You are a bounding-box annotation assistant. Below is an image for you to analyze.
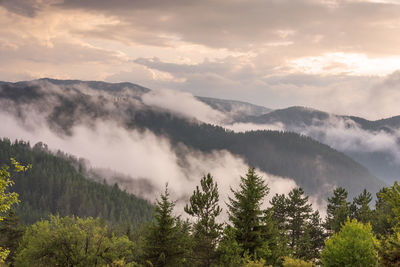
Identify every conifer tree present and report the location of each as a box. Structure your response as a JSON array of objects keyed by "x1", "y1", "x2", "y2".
[
  {"x1": 285, "y1": 188, "x2": 312, "y2": 257},
  {"x1": 352, "y1": 189, "x2": 373, "y2": 224},
  {"x1": 184, "y1": 173, "x2": 223, "y2": 267},
  {"x1": 143, "y1": 185, "x2": 191, "y2": 267},
  {"x1": 227, "y1": 167, "x2": 269, "y2": 258},
  {"x1": 372, "y1": 187, "x2": 395, "y2": 236},
  {"x1": 0, "y1": 208, "x2": 25, "y2": 265},
  {"x1": 325, "y1": 187, "x2": 350, "y2": 234},
  {"x1": 297, "y1": 211, "x2": 325, "y2": 261},
  {"x1": 269, "y1": 194, "x2": 288, "y2": 232}
]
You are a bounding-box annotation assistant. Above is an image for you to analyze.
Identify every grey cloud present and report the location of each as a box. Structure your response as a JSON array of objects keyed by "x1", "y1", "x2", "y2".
[
  {"x1": 0, "y1": 0, "x2": 59, "y2": 17},
  {"x1": 1, "y1": 0, "x2": 41, "y2": 17},
  {"x1": 53, "y1": 0, "x2": 400, "y2": 55},
  {"x1": 130, "y1": 56, "x2": 400, "y2": 119}
]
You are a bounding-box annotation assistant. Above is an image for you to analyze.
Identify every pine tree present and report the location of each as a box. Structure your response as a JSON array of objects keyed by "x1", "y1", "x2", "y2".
[
  {"x1": 184, "y1": 173, "x2": 223, "y2": 267},
  {"x1": 143, "y1": 185, "x2": 191, "y2": 267},
  {"x1": 352, "y1": 189, "x2": 373, "y2": 224},
  {"x1": 325, "y1": 187, "x2": 350, "y2": 234},
  {"x1": 297, "y1": 211, "x2": 325, "y2": 261},
  {"x1": 0, "y1": 209, "x2": 25, "y2": 265},
  {"x1": 227, "y1": 167, "x2": 269, "y2": 258},
  {"x1": 371, "y1": 187, "x2": 395, "y2": 237},
  {"x1": 269, "y1": 194, "x2": 287, "y2": 232},
  {"x1": 285, "y1": 187, "x2": 312, "y2": 257}
]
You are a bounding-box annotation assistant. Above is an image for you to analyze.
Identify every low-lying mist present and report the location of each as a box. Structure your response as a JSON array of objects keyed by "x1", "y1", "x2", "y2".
[{"x1": 0, "y1": 109, "x2": 298, "y2": 216}]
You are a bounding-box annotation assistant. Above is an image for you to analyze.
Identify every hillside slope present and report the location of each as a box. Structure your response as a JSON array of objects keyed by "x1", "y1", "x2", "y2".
[
  {"x1": 0, "y1": 138, "x2": 154, "y2": 226},
  {"x1": 0, "y1": 79, "x2": 385, "y2": 199},
  {"x1": 237, "y1": 106, "x2": 400, "y2": 183}
]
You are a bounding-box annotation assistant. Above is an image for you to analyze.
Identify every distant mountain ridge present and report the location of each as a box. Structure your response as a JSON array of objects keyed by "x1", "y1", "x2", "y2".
[
  {"x1": 0, "y1": 79, "x2": 385, "y2": 202},
  {"x1": 239, "y1": 106, "x2": 400, "y2": 132},
  {"x1": 236, "y1": 106, "x2": 400, "y2": 184}
]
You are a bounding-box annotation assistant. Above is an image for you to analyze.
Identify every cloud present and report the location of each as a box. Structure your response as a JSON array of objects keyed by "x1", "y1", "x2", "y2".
[
  {"x1": 1, "y1": 0, "x2": 400, "y2": 120},
  {"x1": 141, "y1": 88, "x2": 229, "y2": 124},
  {"x1": 0, "y1": 80, "x2": 299, "y2": 216},
  {"x1": 224, "y1": 113, "x2": 400, "y2": 169},
  {"x1": 0, "y1": 110, "x2": 297, "y2": 217},
  {"x1": 298, "y1": 116, "x2": 400, "y2": 163},
  {"x1": 224, "y1": 122, "x2": 285, "y2": 133}
]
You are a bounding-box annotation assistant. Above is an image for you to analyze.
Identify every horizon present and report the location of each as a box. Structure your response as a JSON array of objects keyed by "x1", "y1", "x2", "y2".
[
  {"x1": 2, "y1": 76, "x2": 400, "y2": 121},
  {"x1": 1, "y1": 0, "x2": 400, "y2": 119}
]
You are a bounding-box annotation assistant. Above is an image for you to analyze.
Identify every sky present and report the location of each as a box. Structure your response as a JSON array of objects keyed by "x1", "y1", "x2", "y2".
[{"x1": 1, "y1": 0, "x2": 400, "y2": 119}]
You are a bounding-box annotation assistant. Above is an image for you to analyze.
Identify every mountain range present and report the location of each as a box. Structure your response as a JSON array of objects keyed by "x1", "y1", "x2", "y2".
[
  {"x1": 234, "y1": 106, "x2": 400, "y2": 184},
  {"x1": 0, "y1": 78, "x2": 392, "y2": 211}
]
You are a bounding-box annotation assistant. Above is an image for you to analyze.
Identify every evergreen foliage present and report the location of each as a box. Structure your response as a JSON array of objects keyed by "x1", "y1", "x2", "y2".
[
  {"x1": 0, "y1": 158, "x2": 28, "y2": 262},
  {"x1": 227, "y1": 167, "x2": 270, "y2": 258},
  {"x1": 215, "y1": 225, "x2": 244, "y2": 267},
  {"x1": 0, "y1": 138, "x2": 153, "y2": 227},
  {"x1": 184, "y1": 173, "x2": 223, "y2": 266},
  {"x1": 0, "y1": 79, "x2": 384, "y2": 200},
  {"x1": 142, "y1": 185, "x2": 192, "y2": 266},
  {"x1": 372, "y1": 187, "x2": 395, "y2": 237},
  {"x1": 352, "y1": 189, "x2": 373, "y2": 223},
  {"x1": 324, "y1": 187, "x2": 350, "y2": 234},
  {"x1": 285, "y1": 188, "x2": 313, "y2": 257},
  {"x1": 0, "y1": 209, "x2": 25, "y2": 265}
]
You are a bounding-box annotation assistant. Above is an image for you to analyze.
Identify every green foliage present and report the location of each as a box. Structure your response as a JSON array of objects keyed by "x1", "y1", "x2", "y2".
[
  {"x1": 378, "y1": 228, "x2": 400, "y2": 266},
  {"x1": 352, "y1": 189, "x2": 373, "y2": 223},
  {"x1": 321, "y1": 219, "x2": 377, "y2": 267},
  {"x1": 325, "y1": 187, "x2": 350, "y2": 234},
  {"x1": 285, "y1": 188, "x2": 313, "y2": 258},
  {"x1": 242, "y1": 258, "x2": 272, "y2": 267},
  {"x1": 372, "y1": 187, "x2": 395, "y2": 237},
  {"x1": 142, "y1": 185, "x2": 192, "y2": 266},
  {"x1": 380, "y1": 182, "x2": 400, "y2": 227},
  {"x1": 0, "y1": 158, "x2": 29, "y2": 263},
  {"x1": 215, "y1": 225, "x2": 244, "y2": 267},
  {"x1": 14, "y1": 215, "x2": 135, "y2": 266},
  {"x1": 227, "y1": 167, "x2": 270, "y2": 258},
  {"x1": 184, "y1": 173, "x2": 223, "y2": 266},
  {"x1": 282, "y1": 256, "x2": 313, "y2": 267},
  {"x1": 0, "y1": 208, "x2": 25, "y2": 265},
  {"x1": 296, "y1": 211, "x2": 325, "y2": 262},
  {"x1": 0, "y1": 138, "x2": 153, "y2": 227}
]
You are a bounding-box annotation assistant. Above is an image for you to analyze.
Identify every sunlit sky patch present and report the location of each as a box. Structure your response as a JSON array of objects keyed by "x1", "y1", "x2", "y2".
[{"x1": 1, "y1": 0, "x2": 400, "y2": 119}]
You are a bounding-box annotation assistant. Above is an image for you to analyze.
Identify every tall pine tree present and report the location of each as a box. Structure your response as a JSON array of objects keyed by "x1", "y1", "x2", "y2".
[
  {"x1": 184, "y1": 173, "x2": 223, "y2": 267},
  {"x1": 0, "y1": 209, "x2": 25, "y2": 265},
  {"x1": 352, "y1": 189, "x2": 373, "y2": 224},
  {"x1": 325, "y1": 187, "x2": 350, "y2": 234},
  {"x1": 285, "y1": 187, "x2": 312, "y2": 257},
  {"x1": 143, "y1": 185, "x2": 191, "y2": 267},
  {"x1": 227, "y1": 167, "x2": 269, "y2": 258}
]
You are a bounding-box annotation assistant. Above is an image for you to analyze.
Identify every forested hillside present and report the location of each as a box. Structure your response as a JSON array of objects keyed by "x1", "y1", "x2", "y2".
[
  {"x1": 128, "y1": 109, "x2": 383, "y2": 198},
  {"x1": 0, "y1": 138, "x2": 153, "y2": 226},
  {"x1": 1, "y1": 164, "x2": 398, "y2": 266},
  {"x1": 0, "y1": 79, "x2": 384, "y2": 199},
  {"x1": 236, "y1": 106, "x2": 400, "y2": 184}
]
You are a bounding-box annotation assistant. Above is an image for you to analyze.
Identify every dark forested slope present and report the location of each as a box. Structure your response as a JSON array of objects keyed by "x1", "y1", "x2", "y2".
[
  {"x1": 0, "y1": 79, "x2": 385, "y2": 199},
  {"x1": 0, "y1": 138, "x2": 153, "y2": 226}
]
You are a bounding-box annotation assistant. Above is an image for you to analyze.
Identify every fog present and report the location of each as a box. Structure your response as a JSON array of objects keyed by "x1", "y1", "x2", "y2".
[
  {"x1": 0, "y1": 80, "x2": 340, "y2": 216},
  {"x1": 142, "y1": 88, "x2": 229, "y2": 124},
  {"x1": 0, "y1": 109, "x2": 298, "y2": 216}
]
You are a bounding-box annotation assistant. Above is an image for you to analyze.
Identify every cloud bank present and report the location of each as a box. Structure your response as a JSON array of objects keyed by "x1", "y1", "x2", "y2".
[
  {"x1": 0, "y1": 108, "x2": 297, "y2": 216},
  {"x1": 1, "y1": 0, "x2": 400, "y2": 119}
]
